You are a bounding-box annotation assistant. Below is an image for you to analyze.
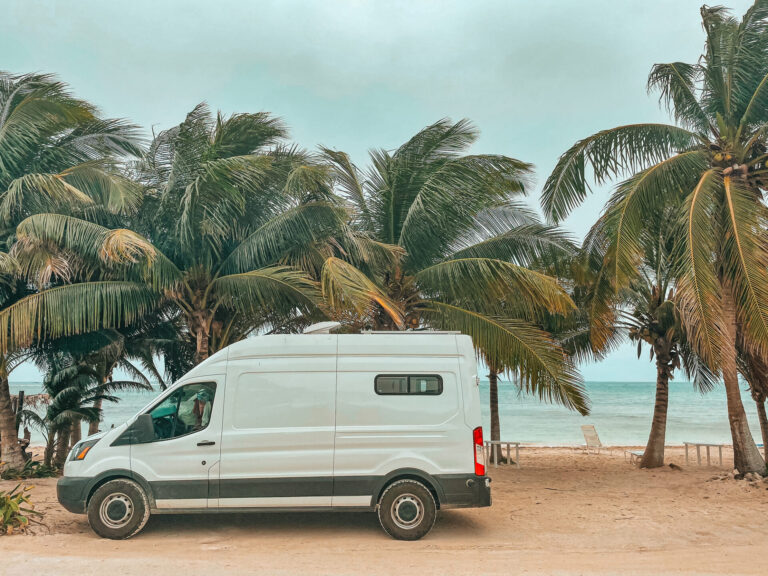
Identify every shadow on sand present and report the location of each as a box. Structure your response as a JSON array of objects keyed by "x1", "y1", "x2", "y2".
[{"x1": 137, "y1": 509, "x2": 482, "y2": 540}]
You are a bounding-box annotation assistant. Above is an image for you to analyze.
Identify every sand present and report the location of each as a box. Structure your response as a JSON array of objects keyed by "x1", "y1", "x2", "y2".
[{"x1": 1, "y1": 446, "x2": 767, "y2": 575}]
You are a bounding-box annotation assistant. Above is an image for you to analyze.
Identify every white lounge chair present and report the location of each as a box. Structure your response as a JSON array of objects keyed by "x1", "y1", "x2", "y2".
[
  {"x1": 624, "y1": 450, "x2": 643, "y2": 465},
  {"x1": 581, "y1": 424, "x2": 603, "y2": 454}
]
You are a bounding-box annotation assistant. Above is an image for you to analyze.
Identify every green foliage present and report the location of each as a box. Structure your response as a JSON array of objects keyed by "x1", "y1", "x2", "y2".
[
  {"x1": 542, "y1": 0, "x2": 768, "y2": 375},
  {"x1": 0, "y1": 459, "x2": 58, "y2": 480},
  {"x1": 0, "y1": 483, "x2": 40, "y2": 535},
  {"x1": 326, "y1": 118, "x2": 587, "y2": 413}
]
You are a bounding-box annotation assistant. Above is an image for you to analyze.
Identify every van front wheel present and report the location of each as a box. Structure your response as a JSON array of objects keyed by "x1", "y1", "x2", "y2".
[
  {"x1": 87, "y1": 479, "x2": 150, "y2": 539},
  {"x1": 377, "y1": 479, "x2": 436, "y2": 540}
]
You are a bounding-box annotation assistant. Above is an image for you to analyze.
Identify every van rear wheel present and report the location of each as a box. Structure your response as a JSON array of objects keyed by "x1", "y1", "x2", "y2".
[
  {"x1": 87, "y1": 479, "x2": 150, "y2": 540},
  {"x1": 377, "y1": 479, "x2": 436, "y2": 540}
]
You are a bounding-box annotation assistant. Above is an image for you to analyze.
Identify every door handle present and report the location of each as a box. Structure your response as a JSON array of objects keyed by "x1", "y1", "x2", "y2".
[{"x1": 197, "y1": 440, "x2": 216, "y2": 446}]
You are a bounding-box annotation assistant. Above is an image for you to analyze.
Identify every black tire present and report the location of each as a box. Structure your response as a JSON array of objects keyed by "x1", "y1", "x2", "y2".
[
  {"x1": 377, "y1": 479, "x2": 437, "y2": 541},
  {"x1": 87, "y1": 478, "x2": 151, "y2": 540}
]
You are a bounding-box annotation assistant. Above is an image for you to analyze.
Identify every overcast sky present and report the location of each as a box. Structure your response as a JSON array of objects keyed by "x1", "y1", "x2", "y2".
[{"x1": 1, "y1": 0, "x2": 755, "y2": 382}]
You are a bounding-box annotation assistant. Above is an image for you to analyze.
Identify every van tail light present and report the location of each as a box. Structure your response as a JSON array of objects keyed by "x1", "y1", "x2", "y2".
[{"x1": 473, "y1": 426, "x2": 485, "y2": 476}]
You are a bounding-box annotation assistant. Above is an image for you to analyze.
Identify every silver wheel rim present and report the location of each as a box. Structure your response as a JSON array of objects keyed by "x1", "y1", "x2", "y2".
[
  {"x1": 390, "y1": 493, "x2": 424, "y2": 530},
  {"x1": 99, "y1": 493, "x2": 134, "y2": 529}
]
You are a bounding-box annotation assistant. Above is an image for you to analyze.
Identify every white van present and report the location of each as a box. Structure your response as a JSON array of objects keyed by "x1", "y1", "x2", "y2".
[{"x1": 57, "y1": 331, "x2": 491, "y2": 540}]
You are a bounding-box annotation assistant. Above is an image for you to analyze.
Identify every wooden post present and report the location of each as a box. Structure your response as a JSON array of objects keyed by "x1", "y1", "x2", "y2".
[{"x1": 16, "y1": 390, "x2": 24, "y2": 434}]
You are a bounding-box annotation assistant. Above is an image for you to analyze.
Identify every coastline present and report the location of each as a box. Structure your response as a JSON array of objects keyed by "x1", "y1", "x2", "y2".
[{"x1": 13, "y1": 379, "x2": 764, "y2": 446}]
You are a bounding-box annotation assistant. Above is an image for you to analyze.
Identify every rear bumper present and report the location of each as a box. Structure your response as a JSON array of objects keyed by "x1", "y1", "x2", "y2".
[
  {"x1": 435, "y1": 474, "x2": 491, "y2": 508},
  {"x1": 57, "y1": 476, "x2": 90, "y2": 514}
]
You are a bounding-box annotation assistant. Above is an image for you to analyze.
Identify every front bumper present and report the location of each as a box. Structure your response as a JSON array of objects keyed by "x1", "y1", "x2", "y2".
[
  {"x1": 57, "y1": 476, "x2": 91, "y2": 514},
  {"x1": 435, "y1": 474, "x2": 492, "y2": 508}
]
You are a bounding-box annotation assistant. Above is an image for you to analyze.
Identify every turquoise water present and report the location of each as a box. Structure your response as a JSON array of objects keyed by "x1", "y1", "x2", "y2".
[
  {"x1": 479, "y1": 380, "x2": 763, "y2": 446},
  {"x1": 10, "y1": 380, "x2": 764, "y2": 446}
]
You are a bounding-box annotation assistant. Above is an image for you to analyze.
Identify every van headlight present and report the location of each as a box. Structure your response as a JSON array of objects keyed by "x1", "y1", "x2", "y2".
[{"x1": 69, "y1": 438, "x2": 100, "y2": 461}]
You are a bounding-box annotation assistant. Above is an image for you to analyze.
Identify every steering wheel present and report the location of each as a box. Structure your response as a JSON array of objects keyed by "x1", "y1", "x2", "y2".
[{"x1": 153, "y1": 415, "x2": 174, "y2": 439}]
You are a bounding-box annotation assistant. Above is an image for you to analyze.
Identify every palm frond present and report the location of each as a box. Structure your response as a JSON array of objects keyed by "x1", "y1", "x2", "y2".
[
  {"x1": 416, "y1": 257, "x2": 575, "y2": 318},
  {"x1": 676, "y1": 170, "x2": 725, "y2": 367},
  {"x1": 602, "y1": 150, "x2": 709, "y2": 287},
  {"x1": 211, "y1": 266, "x2": 320, "y2": 317},
  {"x1": 0, "y1": 281, "x2": 158, "y2": 354},
  {"x1": 179, "y1": 154, "x2": 274, "y2": 246},
  {"x1": 448, "y1": 222, "x2": 575, "y2": 266},
  {"x1": 219, "y1": 202, "x2": 346, "y2": 275},
  {"x1": 647, "y1": 62, "x2": 710, "y2": 132},
  {"x1": 94, "y1": 379, "x2": 153, "y2": 393},
  {"x1": 1, "y1": 172, "x2": 93, "y2": 222},
  {"x1": 421, "y1": 300, "x2": 589, "y2": 415},
  {"x1": 398, "y1": 154, "x2": 532, "y2": 270},
  {"x1": 721, "y1": 175, "x2": 768, "y2": 352},
  {"x1": 320, "y1": 146, "x2": 373, "y2": 229},
  {"x1": 680, "y1": 340, "x2": 719, "y2": 393},
  {"x1": 320, "y1": 257, "x2": 403, "y2": 327},
  {"x1": 541, "y1": 123, "x2": 699, "y2": 223},
  {"x1": 16, "y1": 214, "x2": 182, "y2": 290}
]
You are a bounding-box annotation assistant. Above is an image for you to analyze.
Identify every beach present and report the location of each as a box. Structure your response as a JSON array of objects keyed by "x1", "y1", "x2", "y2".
[{"x1": 2, "y1": 446, "x2": 767, "y2": 576}]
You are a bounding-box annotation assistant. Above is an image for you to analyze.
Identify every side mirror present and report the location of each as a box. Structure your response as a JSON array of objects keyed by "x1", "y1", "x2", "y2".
[{"x1": 112, "y1": 413, "x2": 155, "y2": 446}]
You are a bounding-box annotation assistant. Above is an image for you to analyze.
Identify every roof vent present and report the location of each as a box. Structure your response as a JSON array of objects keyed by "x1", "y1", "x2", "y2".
[{"x1": 302, "y1": 321, "x2": 341, "y2": 334}]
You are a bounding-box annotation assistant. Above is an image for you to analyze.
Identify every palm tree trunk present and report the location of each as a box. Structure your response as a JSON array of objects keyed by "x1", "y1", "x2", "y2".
[
  {"x1": 756, "y1": 398, "x2": 768, "y2": 463},
  {"x1": 721, "y1": 284, "x2": 765, "y2": 474},
  {"x1": 0, "y1": 359, "x2": 24, "y2": 471},
  {"x1": 44, "y1": 433, "x2": 55, "y2": 468},
  {"x1": 70, "y1": 419, "x2": 82, "y2": 448},
  {"x1": 196, "y1": 329, "x2": 209, "y2": 363},
  {"x1": 54, "y1": 427, "x2": 71, "y2": 469},
  {"x1": 88, "y1": 397, "x2": 103, "y2": 436},
  {"x1": 488, "y1": 367, "x2": 502, "y2": 463},
  {"x1": 640, "y1": 345, "x2": 670, "y2": 468},
  {"x1": 194, "y1": 312, "x2": 212, "y2": 364}
]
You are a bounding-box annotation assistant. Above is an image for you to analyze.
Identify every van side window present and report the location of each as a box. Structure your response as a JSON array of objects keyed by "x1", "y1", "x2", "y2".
[
  {"x1": 147, "y1": 382, "x2": 216, "y2": 440},
  {"x1": 375, "y1": 375, "x2": 443, "y2": 395}
]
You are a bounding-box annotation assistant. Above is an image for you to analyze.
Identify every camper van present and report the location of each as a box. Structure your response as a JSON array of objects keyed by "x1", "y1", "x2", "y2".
[{"x1": 57, "y1": 330, "x2": 491, "y2": 540}]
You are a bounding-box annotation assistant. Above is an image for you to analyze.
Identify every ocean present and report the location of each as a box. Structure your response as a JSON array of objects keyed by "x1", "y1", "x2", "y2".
[{"x1": 9, "y1": 380, "x2": 764, "y2": 446}]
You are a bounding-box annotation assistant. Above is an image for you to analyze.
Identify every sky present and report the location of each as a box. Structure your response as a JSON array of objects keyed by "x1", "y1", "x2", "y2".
[{"x1": 1, "y1": 0, "x2": 756, "y2": 382}]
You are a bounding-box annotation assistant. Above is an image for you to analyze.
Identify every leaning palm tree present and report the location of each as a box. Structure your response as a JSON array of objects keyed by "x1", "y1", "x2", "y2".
[
  {"x1": 323, "y1": 119, "x2": 588, "y2": 420},
  {"x1": 584, "y1": 209, "x2": 717, "y2": 468},
  {"x1": 541, "y1": 2, "x2": 768, "y2": 473},
  {"x1": 13, "y1": 103, "x2": 397, "y2": 369},
  {"x1": 0, "y1": 72, "x2": 141, "y2": 470}
]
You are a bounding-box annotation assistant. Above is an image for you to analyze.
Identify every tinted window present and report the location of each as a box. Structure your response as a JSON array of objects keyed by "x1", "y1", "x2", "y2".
[
  {"x1": 147, "y1": 382, "x2": 216, "y2": 440},
  {"x1": 375, "y1": 375, "x2": 442, "y2": 395}
]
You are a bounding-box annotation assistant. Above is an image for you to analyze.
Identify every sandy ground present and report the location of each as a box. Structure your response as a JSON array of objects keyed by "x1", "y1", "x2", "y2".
[{"x1": 1, "y1": 446, "x2": 767, "y2": 576}]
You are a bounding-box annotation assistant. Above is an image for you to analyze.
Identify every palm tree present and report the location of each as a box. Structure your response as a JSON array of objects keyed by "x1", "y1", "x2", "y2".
[
  {"x1": 0, "y1": 72, "x2": 141, "y2": 470},
  {"x1": 12, "y1": 103, "x2": 396, "y2": 370},
  {"x1": 324, "y1": 119, "x2": 589, "y2": 426},
  {"x1": 541, "y1": 3, "x2": 768, "y2": 473},
  {"x1": 22, "y1": 337, "x2": 151, "y2": 467},
  {"x1": 580, "y1": 208, "x2": 716, "y2": 468},
  {"x1": 66, "y1": 329, "x2": 157, "y2": 438}
]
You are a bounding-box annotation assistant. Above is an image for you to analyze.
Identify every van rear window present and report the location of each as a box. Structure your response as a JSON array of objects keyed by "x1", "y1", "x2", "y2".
[{"x1": 375, "y1": 375, "x2": 443, "y2": 395}]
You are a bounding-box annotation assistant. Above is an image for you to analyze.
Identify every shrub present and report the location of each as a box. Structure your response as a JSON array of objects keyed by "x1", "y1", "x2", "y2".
[
  {"x1": 0, "y1": 483, "x2": 41, "y2": 535},
  {"x1": 0, "y1": 460, "x2": 58, "y2": 480}
]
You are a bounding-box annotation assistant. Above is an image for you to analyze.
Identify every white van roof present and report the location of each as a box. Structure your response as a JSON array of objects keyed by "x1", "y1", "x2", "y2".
[{"x1": 180, "y1": 332, "x2": 473, "y2": 382}]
